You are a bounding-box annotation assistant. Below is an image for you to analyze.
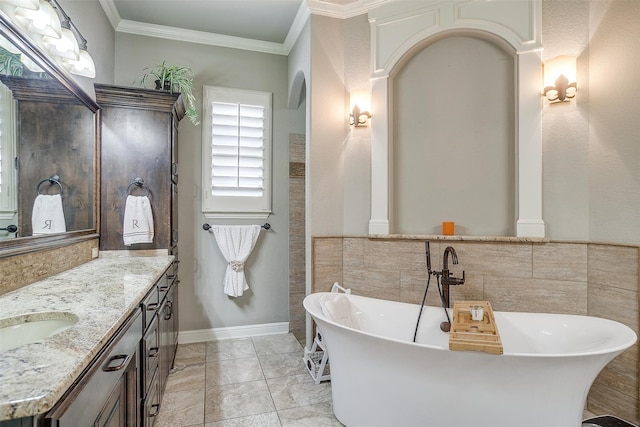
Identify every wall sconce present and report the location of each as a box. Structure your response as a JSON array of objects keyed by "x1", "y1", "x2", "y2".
[
  {"x1": 349, "y1": 90, "x2": 371, "y2": 127},
  {"x1": 0, "y1": 0, "x2": 96, "y2": 78},
  {"x1": 349, "y1": 104, "x2": 371, "y2": 127},
  {"x1": 542, "y1": 55, "x2": 577, "y2": 103}
]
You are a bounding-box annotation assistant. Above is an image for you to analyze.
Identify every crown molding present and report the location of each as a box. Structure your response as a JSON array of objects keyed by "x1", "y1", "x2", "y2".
[
  {"x1": 99, "y1": 0, "x2": 391, "y2": 55},
  {"x1": 116, "y1": 19, "x2": 290, "y2": 55},
  {"x1": 97, "y1": 0, "x2": 121, "y2": 30},
  {"x1": 283, "y1": 1, "x2": 311, "y2": 53},
  {"x1": 307, "y1": 0, "x2": 390, "y2": 19}
]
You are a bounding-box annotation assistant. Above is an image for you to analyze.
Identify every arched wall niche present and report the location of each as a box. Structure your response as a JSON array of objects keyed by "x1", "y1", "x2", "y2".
[
  {"x1": 288, "y1": 69, "x2": 307, "y2": 110},
  {"x1": 389, "y1": 30, "x2": 516, "y2": 236},
  {"x1": 367, "y1": 0, "x2": 545, "y2": 237}
]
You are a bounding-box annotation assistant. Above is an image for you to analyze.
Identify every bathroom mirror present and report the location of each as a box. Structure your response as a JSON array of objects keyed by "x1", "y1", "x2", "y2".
[{"x1": 0, "y1": 14, "x2": 98, "y2": 254}]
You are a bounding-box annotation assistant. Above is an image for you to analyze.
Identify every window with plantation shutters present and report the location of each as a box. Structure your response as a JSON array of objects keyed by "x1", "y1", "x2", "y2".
[{"x1": 202, "y1": 86, "x2": 272, "y2": 218}]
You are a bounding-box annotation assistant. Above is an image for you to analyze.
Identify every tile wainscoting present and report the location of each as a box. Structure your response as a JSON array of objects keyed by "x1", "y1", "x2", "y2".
[{"x1": 311, "y1": 236, "x2": 639, "y2": 423}]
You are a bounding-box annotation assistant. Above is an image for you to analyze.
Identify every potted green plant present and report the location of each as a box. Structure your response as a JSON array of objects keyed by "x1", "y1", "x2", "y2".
[
  {"x1": 0, "y1": 48, "x2": 24, "y2": 76},
  {"x1": 135, "y1": 61, "x2": 199, "y2": 125}
]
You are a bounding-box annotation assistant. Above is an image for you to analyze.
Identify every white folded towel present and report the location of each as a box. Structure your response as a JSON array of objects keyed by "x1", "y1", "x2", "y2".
[
  {"x1": 210, "y1": 225, "x2": 261, "y2": 297},
  {"x1": 31, "y1": 194, "x2": 66, "y2": 235},
  {"x1": 320, "y1": 293, "x2": 360, "y2": 329},
  {"x1": 123, "y1": 195, "x2": 154, "y2": 246}
]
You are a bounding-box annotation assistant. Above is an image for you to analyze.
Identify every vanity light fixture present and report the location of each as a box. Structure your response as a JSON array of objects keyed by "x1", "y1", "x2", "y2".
[
  {"x1": 42, "y1": 25, "x2": 79, "y2": 60},
  {"x1": 0, "y1": 0, "x2": 96, "y2": 78},
  {"x1": 542, "y1": 55, "x2": 577, "y2": 103},
  {"x1": 62, "y1": 44, "x2": 95, "y2": 78},
  {"x1": 13, "y1": 0, "x2": 61, "y2": 38},
  {"x1": 349, "y1": 104, "x2": 371, "y2": 127},
  {"x1": 1, "y1": 0, "x2": 38, "y2": 10}
]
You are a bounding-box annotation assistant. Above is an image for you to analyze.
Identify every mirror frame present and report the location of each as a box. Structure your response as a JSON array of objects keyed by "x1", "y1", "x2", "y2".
[{"x1": 0, "y1": 13, "x2": 100, "y2": 257}]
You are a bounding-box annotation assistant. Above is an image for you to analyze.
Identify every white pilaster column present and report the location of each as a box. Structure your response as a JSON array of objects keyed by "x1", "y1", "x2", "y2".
[
  {"x1": 516, "y1": 49, "x2": 545, "y2": 237},
  {"x1": 368, "y1": 76, "x2": 390, "y2": 235}
]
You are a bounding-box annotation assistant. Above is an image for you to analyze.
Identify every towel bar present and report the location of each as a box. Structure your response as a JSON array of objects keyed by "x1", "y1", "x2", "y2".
[{"x1": 202, "y1": 223, "x2": 271, "y2": 231}]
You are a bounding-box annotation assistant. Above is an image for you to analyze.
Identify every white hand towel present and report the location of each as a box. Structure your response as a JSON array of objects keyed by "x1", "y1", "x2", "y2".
[
  {"x1": 123, "y1": 195, "x2": 154, "y2": 246},
  {"x1": 31, "y1": 194, "x2": 66, "y2": 235},
  {"x1": 210, "y1": 225, "x2": 261, "y2": 297}
]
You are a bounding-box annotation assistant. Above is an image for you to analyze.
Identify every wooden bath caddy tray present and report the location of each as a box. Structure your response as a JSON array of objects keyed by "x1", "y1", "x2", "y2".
[{"x1": 449, "y1": 301, "x2": 503, "y2": 355}]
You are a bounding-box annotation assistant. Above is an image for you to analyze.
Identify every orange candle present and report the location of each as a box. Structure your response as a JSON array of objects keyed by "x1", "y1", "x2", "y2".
[{"x1": 442, "y1": 221, "x2": 455, "y2": 235}]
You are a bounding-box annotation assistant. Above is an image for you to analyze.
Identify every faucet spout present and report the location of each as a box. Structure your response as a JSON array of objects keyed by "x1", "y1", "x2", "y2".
[
  {"x1": 442, "y1": 246, "x2": 458, "y2": 271},
  {"x1": 441, "y1": 246, "x2": 465, "y2": 308}
]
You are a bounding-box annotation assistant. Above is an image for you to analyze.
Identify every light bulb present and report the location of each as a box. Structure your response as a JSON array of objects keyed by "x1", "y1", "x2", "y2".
[
  {"x1": 43, "y1": 27, "x2": 79, "y2": 60},
  {"x1": 62, "y1": 48, "x2": 95, "y2": 78},
  {"x1": 14, "y1": 0, "x2": 62, "y2": 39}
]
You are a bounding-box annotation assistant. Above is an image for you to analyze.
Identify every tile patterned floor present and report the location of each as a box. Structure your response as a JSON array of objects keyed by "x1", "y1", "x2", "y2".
[
  {"x1": 155, "y1": 333, "x2": 345, "y2": 427},
  {"x1": 156, "y1": 332, "x2": 604, "y2": 427}
]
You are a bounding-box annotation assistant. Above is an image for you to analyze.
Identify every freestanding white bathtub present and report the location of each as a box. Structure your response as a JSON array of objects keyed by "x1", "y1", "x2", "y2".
[{"x1": 304, "y1": 292, "x2": 637, "y2": 427}]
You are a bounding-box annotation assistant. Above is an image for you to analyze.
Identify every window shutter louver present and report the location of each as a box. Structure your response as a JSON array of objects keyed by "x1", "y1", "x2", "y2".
[{"x1": 210, "y1": 101, "x2": 265, "y2": 197}]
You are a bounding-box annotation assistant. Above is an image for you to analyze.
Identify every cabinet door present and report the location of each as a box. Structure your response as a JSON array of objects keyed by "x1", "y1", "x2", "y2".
[
  {"x1": 142, "y1": 315, "x2": 160, "y2": 396},
  {"x1": 43, "y1": 311, "x2": 142, "y2": 427},
  {"x1": 142, "y1": 371, "x2": 161, "y2": 427},
  {"x1": 93, "y1": 350, "x2": 137, "y2": 427},
  {"x1": 93, "y1": 374, "x2": 126, "y2": 427},
  {"x1": 170, "y1": 183, "x2": 178, "y2": 253},
  {"x1": 159, "y1": 296, "x2": 170, "y2": 393},
  {"x1": 170, "y1": 280, "x2": 179, "y2": 359}
]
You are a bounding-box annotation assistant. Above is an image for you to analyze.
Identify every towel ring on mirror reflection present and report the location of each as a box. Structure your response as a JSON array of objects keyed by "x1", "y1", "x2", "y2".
[
  {"x1": 126, "y1": 177, "x2": 151, "y2": 197},
  {"x1": 36, "y1": 175, "x2": 63, "y2": 198}
]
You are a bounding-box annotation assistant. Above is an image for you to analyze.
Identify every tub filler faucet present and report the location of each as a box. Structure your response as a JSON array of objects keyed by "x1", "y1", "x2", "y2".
[
  {"x1": 413, "y1": 243, "x2": 466, "y2": 339},
  {"x1": 441, "y1": 246, "x2": 465, "y2": 308}
]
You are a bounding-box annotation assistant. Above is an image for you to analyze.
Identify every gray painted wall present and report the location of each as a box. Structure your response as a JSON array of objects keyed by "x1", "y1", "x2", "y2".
[
  {"x1": 587, "y1": 0, "x2": 639, "y2": 245},
  {"x1": 57, "y1": 0, "x2": 115, "y2": 95},
  {"x1": 392, "y1": 36, "x2": 515, "y2": 236},
  {"x1": 114, "y1": 34, "x2": 304, "y2": 331},
  {"x1": 309, "y1": 15, "x2": 347, "y2": 236},
  {"x1": 541, "y1": 0, "x2": 639, "y2": 244},
  {"x1": 311, "y1": 1, "x2": 639, "y2": 244}
]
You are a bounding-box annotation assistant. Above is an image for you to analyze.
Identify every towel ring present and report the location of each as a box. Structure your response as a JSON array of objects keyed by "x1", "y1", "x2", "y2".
[
  {"x1": 36, "y1": 175, "x2": 63, "y2": 197},
  {"x1": 127, "y1": 177, "x2": 150, "y2": 197}
]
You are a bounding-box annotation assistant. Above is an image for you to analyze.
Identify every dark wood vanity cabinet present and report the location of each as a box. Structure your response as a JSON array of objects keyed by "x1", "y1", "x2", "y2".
[
  {"x1": 43, "y1": 309, "x2": 142, "y2": 427},
  {"x1": 36, "y1": 263, "x2": 179, "y2": 427},
  {"x1": 140, "y1": 265, "x2": 179, "y2": 427},
  {"x1": 95, "y1": 84, "x2": 184, "y2": 253},
  {"x1": 94, "y1": 84, "x2": 182, "y2": 426}
]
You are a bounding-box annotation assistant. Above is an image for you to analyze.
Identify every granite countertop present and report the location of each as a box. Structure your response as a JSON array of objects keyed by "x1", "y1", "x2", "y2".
[{"x1": 0, "y1": 251, "x2": 174, "y2": 421}]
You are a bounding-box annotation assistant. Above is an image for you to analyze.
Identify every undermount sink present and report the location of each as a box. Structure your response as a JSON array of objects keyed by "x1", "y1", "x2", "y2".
[{"x1": 0, "y1": 312, "x2": 79, "y2": 352}]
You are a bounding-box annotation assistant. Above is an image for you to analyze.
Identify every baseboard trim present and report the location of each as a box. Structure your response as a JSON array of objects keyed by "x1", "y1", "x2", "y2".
[{"x1": 178, "y1": 322, "x2": 290, "y2": 344}]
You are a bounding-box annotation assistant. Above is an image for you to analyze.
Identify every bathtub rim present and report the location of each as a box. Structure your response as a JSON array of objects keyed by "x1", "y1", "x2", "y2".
[{"x1": 304, "y1": 292, "x2": 637, "y2": 359}]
